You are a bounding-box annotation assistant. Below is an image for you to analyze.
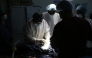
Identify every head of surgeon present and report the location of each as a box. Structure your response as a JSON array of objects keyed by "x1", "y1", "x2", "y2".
[
  {"x1": 46, "y1": 4, "x2": 57, "y2": 15},
  {"x1": 56, "y1": 0, "x2": 73, "y2": 19},
  {"x1": 76, "y1": 5, "x2": 87, "y2": 18},
  {"x1": 0, "y1": 5, "x2": 7, "y2": 21},
  {"x1": 32, "y1": 12, "x2": 43, "y2": 25}
]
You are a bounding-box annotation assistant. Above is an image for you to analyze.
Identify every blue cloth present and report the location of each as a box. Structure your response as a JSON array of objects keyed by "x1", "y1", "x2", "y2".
[{"x1": 16, "y1": 43, "x2": 57, "y2": 58}]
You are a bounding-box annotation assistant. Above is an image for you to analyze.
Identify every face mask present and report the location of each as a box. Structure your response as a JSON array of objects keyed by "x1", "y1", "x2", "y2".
[
  {"x1": 1, "y1": 14, "x2": 7, "y2": 20},
  {"x1": 35, "y1": 23, "x2": 40, "y2": 27},
  {"x1": 48, "y1": 10, "x2": 55, "y2": 15},
  {"x1": 76, "y1": 14, "x2": 83, "y2": 18}
]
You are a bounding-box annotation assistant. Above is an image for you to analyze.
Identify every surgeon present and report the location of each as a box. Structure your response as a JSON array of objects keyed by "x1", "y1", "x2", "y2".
[
  {"x1": 42, "y1": 4, "x2": 61, "y2": 36},
  {"x1": 76, "y1": 6, "x2": 92, "y2": 50},
  {"x1": 22, "y1": 12, "x2": 51, "y2": 50},
  {"x1": 0, "y1": 5, "x2": 13, "y2": 58},
  {"x1": 76, "y1": 5, "x2": 92, "y2": 27},
  {"x1": 50, "y1": 0, "x2": 92, "y2": 58}
]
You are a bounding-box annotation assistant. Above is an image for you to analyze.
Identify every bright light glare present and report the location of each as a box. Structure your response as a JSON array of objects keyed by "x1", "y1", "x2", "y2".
[
  {"x1": 67, "y1": 0, "x2": 73, "y2": 1},
  {"x1": 62, "y1": 0, "x2": 73, "y2": 1}
]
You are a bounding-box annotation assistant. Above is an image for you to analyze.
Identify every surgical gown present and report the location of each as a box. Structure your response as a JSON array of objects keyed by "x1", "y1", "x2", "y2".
[
  {"x1": 42, "y1": 12, "x2": 62, "y2": 36},
  {"x1": 22, "y1": 19, "x2": 51, "y2": 45}
]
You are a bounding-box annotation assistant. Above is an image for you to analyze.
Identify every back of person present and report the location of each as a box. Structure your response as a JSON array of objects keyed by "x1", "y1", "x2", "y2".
[
  {"x1": 50, "y1": 0, "x2": 92, "y2": 58},
  {"x1": 51, "y1": 17, "x2": 92, "y2": 58}
]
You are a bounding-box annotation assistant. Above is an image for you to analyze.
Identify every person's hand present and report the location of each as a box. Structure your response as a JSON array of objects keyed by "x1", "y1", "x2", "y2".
[
  {"x1": 40, "y1": 39, "x2": 46, "y2": 44},
  {"x1": 41, "y1": 43, "x2": 50, "y2": 50},
  {"x1": 35, "y1": 39, "x2": 46, "y2": 45},
  {"x1": 40, "y1": 39, "x2": 50, "y2": 50}
]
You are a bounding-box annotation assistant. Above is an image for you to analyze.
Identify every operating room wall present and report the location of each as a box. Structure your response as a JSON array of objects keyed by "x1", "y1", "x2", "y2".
[
  {"x1": 0, "y1": 0, "x2": 7, "y2": 11},
  {"x1": 32, "y1": 0, "x2": 53, "y2": 13},
  {"x1": 0, "y1": 0, "x2": 53, "y2": 13},
  {"x1": 1, "y1": 0, "x2": 92, "y2": 17},
  {"x1": 0, "y1": 0, "x2": 11, "y2": 21}
]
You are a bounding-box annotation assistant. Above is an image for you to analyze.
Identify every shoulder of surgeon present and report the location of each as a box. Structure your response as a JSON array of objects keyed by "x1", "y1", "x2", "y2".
[
  {"x1": 26, "y1": 18, "x2": 46, "y2": 24},
  {"x1": 23, "y1": 19, "x2": 33, "y2": 27},
  {"x1": 42, "y1": 19, "x2": 47, "y2": 23},
  {"x1": 27, "y1": 18, "x2": 37, "y2": 23}
]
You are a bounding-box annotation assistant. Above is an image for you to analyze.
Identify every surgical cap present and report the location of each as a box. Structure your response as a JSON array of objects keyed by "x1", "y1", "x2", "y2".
[
  {"x1": 32, "y1": 12, "x2": 43, "y2": 23},
  {"x1": 46, "y1": 4, "x2": 56, "y2": 11},
  {"x1": 76, "y1": 5, "x2": 87, "y2": 14},
  {"x1": 56, "y1": 0, "x2": 73, "y2": 11}
]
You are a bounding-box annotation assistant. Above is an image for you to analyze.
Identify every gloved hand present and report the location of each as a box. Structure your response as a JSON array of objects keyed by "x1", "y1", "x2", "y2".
[
  {"x1": 41, "y1": 43, "x2": 50, "y2": 50},
  {"x1": 35, "y1": 39, "x2": 46, "y2": 45},
  {"x1": 35, "y1": 39, "x2": 50, "y2": 50},
  {"x1": 41, "y1": 39, "x2": 50, "y2": 50}
]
